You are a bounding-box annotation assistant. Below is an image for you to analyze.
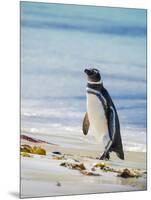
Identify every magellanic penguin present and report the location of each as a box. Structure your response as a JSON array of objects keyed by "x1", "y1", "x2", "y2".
[{"x1": 82, "y1": 68, "x2": 124, "y2": 160}]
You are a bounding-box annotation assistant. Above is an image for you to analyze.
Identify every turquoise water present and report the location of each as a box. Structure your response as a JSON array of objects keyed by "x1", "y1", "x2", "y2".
[{"x1": 21, "y1": 2, "x2": 147, "y2": 152}]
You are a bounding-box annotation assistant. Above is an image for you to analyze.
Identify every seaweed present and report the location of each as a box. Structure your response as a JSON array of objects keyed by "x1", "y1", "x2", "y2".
[
  {"x1": 117, "y1": 168, "x2": 142, "y2": 178},
  {"x1": 60, "y1": 162, "x2": 100, "y2": 176},
  {"x1": 21, "y1": 152, "x2": 31, "y2": 157},
  {"x1": 21, "y1": 144, "x2": 32, "y2": 153},
  {"x1": 60, "y1": 162, "x2": 86, "y2": 170},
  {"x1": 20, "y1": 144, "x2": 46, "y2": 155},
  {"x1": 32, "y1": 146, "x2": 46, "y2": 155},
  {"x1": 93, "y1": 162, "x2": 108, "y2": 169},
  {"x1": 21, "y1": 134, "x2": 58, "y2": 145}
]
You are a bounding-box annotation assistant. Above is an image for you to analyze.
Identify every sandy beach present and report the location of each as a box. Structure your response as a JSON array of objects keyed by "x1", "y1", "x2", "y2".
[{"x1": 20, "y1": 132, "x2": 147, "y2": 198}]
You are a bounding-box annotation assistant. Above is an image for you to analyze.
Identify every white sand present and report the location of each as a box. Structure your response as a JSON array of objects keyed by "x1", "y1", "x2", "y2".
[{"x1": 20, "y1": 132, "x2": 147, "y2": 198}]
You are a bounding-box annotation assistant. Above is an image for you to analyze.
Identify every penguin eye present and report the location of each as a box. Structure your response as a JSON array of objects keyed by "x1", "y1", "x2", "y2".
[{"x1": 93, "y1": 69, "x2": 98, "y2": 74}]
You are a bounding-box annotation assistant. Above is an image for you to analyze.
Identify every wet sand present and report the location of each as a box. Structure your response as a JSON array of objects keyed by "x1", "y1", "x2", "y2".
[{"x1": 20, "y1": 132, "x2": 147, "y2": 198}]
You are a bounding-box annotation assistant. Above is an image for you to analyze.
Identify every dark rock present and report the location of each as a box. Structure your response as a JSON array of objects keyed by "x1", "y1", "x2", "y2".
[{"x1": 52, "y1": 151, "x2": 62, "y2": 155}]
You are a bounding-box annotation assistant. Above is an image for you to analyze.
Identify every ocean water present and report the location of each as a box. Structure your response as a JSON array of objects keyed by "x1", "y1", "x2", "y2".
[{"x1": 21, "y1": 2, "x2": 147, "y2": 152}]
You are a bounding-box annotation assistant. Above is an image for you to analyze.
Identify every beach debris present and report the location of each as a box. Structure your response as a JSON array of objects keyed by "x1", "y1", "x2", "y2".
[
  {"x1": 91, "y1": 167, "x2": 96, "y2": 171},
  {"x1": 52, "y1": 151, "x2": 62, "y2": 155},
  {"x1": 21, "y1": 152, "x2": 31, "y2": 157},
  {"x1": 21, "y1": 144, "x2": 33, "y2": 153},
  {"x1": 60, "y1": 162, "x2": 86, "y2": 170},
  {"x1": 91, "y1": 162, "x2": 109, "y2": 171},
  {"x1": 91, "y1": 162, "x2": 123, "y2": 174},
  {"x1": 102, "y1": 166, "x2": 122, "y2": 173},
  {"x1": 73, "y1": 159, "x2": 80, "y2": 163},
  {"x1": 20, "y1": 144, "x2": 46, "y2": 155},
  {"x1": 56, "y1": 181, "x2": 61, "y2": 187},
  {"x1": 117, "y1": 168, "x2": 141, "y2": 178},
  {"x1": 21, "y1": 134, "x2": 58, "y2": 145},
  {"x1": 51, "y1": 151, "x2": 66, "y2": 160},
  {"x1": 32, "y1": 146, "x2": 46, "y2": 155},
  {"x1": 52, "y1": 155, "x2": 66, "y2": 160},
  {"x1": 92, "y1": 162, "x2": 108, "y2": 169},
  {"x1": 60, "y1": 162, "x2": 100, "y2": 176},
  {"x1": 91, "y1": 162, "x2": 144, "y2": 177},
  {"x1": 80, "y1": 170, "x2": 100, "y2": 176}
]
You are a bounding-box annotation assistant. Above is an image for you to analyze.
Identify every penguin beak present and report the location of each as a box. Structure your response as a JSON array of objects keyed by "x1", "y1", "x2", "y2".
[{"x1": 84, "y1": 69, "x2": 92, "y2": 76}]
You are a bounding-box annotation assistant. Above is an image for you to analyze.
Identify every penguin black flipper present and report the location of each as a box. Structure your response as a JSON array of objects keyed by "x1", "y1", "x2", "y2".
[
  {"x1": 100, "y1": 87, "x2": 125, "y2": 160},
  {"x1": 82, "y1": 112, "x2": 90, "y2": 135}
]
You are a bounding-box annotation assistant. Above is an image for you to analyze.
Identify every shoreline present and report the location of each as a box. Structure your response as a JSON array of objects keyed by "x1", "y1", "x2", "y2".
[{"x1": 20, "y1": 133, "x2": 147, "y2": 198}]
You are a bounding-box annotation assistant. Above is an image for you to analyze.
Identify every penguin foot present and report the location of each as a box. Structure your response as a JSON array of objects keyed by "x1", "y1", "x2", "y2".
[{"x1": 99, "y1": 152, "x2": 110, "y2": 160}]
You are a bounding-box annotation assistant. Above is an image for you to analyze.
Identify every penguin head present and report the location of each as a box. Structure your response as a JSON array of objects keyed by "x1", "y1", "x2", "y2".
[{"x1": 84, "y1": 68, "x2": 101, "y2": 82}]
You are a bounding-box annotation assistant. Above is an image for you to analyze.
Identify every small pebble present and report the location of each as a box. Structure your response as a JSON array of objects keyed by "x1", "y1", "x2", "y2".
[
  {"x1": 56, "y1": 181, "x2": 61, "y2": 186},
  {"x1": 52, "y1": 151, "x2": 62, "y2": 155}
]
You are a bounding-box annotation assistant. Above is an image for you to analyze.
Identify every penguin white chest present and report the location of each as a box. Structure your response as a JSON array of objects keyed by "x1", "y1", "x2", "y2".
[{"x1": 87, "y1": 93, "x2": 108, "y2": 141}]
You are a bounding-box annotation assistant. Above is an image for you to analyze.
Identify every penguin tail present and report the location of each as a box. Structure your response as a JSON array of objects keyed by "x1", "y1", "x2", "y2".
[
  {"x1": 110, "y1": 138, "x2": 125, "y2": 160},
  {"x1": 115, "y1": 150, "x2": 124, "y2": 160}
]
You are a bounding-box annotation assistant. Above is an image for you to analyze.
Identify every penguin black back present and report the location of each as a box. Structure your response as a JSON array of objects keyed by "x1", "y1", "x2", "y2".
[{"x1": 83, "y1": 68, "x2": 124, "y2": 160}]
